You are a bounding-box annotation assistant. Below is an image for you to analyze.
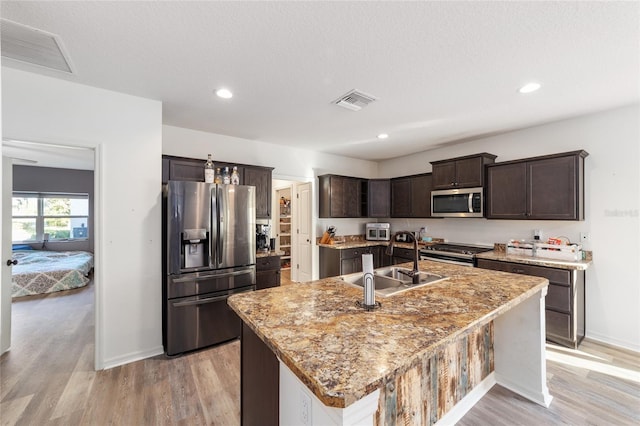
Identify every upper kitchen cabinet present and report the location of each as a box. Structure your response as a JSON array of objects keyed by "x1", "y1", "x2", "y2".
[
  {"x1": 431, "y1": 153, "x2": 497, "y2": 189},
  {"x1": 390, "y1": 173, "x2": 433, "y2": 218},
  {"x1": 244, "y1": 166, "x2": 273, "y2": 219},
  {"x1": 318, "y1": 174, "x2": 363, "y2": 218},
  {"x1": 486, "y1": 150, "x2": 588, "y2": 220},
  {"x1": 366, "y1": 179, "x2": 391, "y2": 218}
]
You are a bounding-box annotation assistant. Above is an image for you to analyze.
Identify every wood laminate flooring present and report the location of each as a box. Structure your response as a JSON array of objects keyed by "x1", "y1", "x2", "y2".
[{"x1": 2, "y1": 282, "x2": 638, "y2": 425}]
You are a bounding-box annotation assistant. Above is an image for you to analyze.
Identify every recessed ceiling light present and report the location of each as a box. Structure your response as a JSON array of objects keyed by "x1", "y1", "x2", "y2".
[
  {"x1": 377, "y1": 133, "x2": 389, "y2": 139},
  {"x1": 215, "y1": 88, "x2": 233, "y2": 99},
  {"x1": 518, "y1": 82, "x2": 541, "y2": 94}
]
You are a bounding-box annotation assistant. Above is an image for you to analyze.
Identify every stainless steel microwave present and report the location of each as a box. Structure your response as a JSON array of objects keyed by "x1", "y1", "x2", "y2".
[{"x1": 431, "y1": 188, "x2": 484, "y2": 218}]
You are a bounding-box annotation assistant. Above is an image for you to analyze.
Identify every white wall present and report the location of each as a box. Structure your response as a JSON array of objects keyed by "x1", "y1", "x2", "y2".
[
  {"x1": 2, "y1": 68, "x2": 163, "y2": 368},
  {"x1": 379, "y1": 105, "x2": 640, "y2": 352}
]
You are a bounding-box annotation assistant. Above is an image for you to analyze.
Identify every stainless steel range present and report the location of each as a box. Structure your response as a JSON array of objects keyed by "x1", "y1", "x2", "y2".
[{"x1": 419, "y1": 243, "x2": 493, "y2": 267}]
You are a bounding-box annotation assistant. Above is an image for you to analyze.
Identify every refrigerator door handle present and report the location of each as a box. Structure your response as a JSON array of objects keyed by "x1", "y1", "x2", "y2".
[{"x1": 217, "y1": 185, "x2": 224, "y2": 267}]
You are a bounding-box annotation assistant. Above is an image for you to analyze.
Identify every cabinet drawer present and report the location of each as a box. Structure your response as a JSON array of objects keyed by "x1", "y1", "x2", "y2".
[
  {"x1": 477, "y1": 259, "x2": 571, "y2": 285},
  {"x1": 546, "y1": 284, "x2": 572, "y2": 313},
  {"x1": 546, "y1": 310, "x2": 573, "y2": 340},
  {"x1": 341, "y1": 247, "x2": 373, "y2": 259},
  {"x1": 256, "y1": 256, "x2": 281, "y2": 271}
]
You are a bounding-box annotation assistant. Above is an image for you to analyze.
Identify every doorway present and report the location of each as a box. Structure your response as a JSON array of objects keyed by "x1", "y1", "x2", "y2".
[
  {"x1": 272, "y1": 179, "x2": 312, "y2": 283},
  {"x1": 1, "y1": 140, "x2": 96, "y2": 368}
]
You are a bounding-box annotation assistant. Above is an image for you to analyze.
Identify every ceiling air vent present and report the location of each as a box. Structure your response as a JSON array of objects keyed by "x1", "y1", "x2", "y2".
[
  {"x1": 333, "y1": 89, "x2": 377, "y2": 111},
  {"x1": 1, "y1": 19, "x2": 74, "y2": 74}
]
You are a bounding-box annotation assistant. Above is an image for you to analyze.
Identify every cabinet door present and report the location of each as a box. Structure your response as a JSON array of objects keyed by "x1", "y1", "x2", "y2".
[
  {"x1": 169, "y1": 159, "x2": 204, "y2": 182},
  {"x1": 528, "y1": 156, "x2": 578, "y2": 220},
  {"x1": 391, "y1": 178, "x2": 412, "y2": 217},
  {"x1": 368, "y1": 179, "x2": 390, "y2": 218},
  {"x1": 411, "y1": 174, "x2": 432, "y2": 217},
  {"x1": 486, "y1": 162, "x2": 527, "y2": 219},
  {"x1": 432, "y1": 162, "x2": 457, "y2": 189},
  {"x1": 256, "y1": 270, "x2": 280, "y2": 290},
  {"x1": 340, "y1": 258, "x2": 359, "y2": 275},
  {"x1": 455, "y1": 157, "x2": 484, "y2": 188},
  {"x1": 328, "y1": 176, "x2": 346, "y2": 217},
  {"x1": 343, "y1": 178, "x2": 362, "y2": 217},
  {"x1": 244, "y1": 167, "x2": 272, "y2": 219}
]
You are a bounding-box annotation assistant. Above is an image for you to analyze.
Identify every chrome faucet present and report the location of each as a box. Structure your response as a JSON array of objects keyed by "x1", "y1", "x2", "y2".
[{"x1": 386, "y1": 231, "x2": 421, "y2": 284}]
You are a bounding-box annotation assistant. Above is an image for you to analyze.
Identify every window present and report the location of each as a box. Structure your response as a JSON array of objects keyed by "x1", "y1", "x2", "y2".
[{"x1": 12, "y1": 192, "x2": 89, "y2": 242}]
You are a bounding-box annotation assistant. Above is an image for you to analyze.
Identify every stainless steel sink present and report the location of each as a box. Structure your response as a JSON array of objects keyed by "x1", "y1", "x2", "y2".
[{"x1": 341, "y1": 266, "x2": 448, "y2": 297}]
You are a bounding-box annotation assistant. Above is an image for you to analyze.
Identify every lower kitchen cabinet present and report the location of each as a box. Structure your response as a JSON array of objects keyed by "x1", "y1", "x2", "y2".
[
  {"x1": 319, "y1": 246, "x2": 387, "y2": 278},
  {"x1": 390, "y1": 247, "x2": 416, "y2": 265},
  {"x1": 256, "y1": 255, "x2": 281, "y2": 290},
  {"x1": 477, "y1": 258, "x2": 585, "y2": 348}
]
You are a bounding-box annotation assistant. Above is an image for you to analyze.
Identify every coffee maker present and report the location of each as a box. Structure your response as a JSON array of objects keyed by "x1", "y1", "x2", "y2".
[{"x1": 256, "y1": 224, "x2": 270, "y2": 252}]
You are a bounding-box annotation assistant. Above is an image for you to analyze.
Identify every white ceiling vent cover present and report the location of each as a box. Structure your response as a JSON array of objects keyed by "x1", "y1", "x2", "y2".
[
  {"x1": 333, "y1": 89, "x2": 377, "y2": 111},
  {"x1": 1, "y1": 19, "x2": 74, "y2": 74}
]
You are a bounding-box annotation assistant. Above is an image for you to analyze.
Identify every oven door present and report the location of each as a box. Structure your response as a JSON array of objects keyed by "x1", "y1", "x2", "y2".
[
  {"x1": 420, "y1": 252, "x2": 474, "y2": 267},
  {"x1": 366, "y1": 227, "x2": 379, "y2": 241},
  {"x1": 166, "y1": 285, "x2": 254, "y2": 356}
]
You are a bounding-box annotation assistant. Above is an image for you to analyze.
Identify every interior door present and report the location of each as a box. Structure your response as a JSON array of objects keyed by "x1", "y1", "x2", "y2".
[
  {"x1": 296, "y1": 183, "x2": 312, "y2": 282},
  {"x1": 1, "y1": 156, "x2": 13, "y2": 354}
]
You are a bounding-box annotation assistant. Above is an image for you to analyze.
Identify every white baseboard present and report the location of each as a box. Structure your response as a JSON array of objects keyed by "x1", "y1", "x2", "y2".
[
  {"x1": 495, "y1": 373, "x2": 553, "y2": 408},
  {"x1": 435, "y1": 372, "x2": 496, "y2": 426},
  {"x1": 585, "y1": 332, "x2": 640, "y2": 354},
  {"x1": 100, "y1": 345, "x2": 164, "y2": 370}
]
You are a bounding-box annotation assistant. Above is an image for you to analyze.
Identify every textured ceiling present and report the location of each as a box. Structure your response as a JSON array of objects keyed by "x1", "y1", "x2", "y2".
[{"x1": 1, "y1": 1, "x2": 639, "y2": 162}]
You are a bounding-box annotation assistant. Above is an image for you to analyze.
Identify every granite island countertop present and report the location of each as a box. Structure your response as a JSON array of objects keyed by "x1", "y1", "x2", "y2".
[{"x1": 227, "y1": 260, "x2": 548, "y2": 408}]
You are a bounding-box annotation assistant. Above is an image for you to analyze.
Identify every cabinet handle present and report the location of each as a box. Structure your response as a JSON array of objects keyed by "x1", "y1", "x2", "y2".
[{"x1": 513, "y1": 268, "x2": 525, "y2": 274}]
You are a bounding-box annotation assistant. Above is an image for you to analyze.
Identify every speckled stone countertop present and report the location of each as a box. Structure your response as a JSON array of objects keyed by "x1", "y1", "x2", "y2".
[
  {"x1": 476, "y1": 251, "x2": 592, "y2": 271},
  {"x1": 256, "y1": 250, "x2": 284, "y2": 258},
  {"x1": 228, "y1": 260, "x2": 548, "y2": 408}
]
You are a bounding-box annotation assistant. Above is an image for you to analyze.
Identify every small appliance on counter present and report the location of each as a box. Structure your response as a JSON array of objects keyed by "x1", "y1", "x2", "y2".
[
  {"x1": 366, "y1": 223, "x2": 390, "y2": 241},
  {"x1": 256, "y1": 224, "x2": 270, "y2": 252}
]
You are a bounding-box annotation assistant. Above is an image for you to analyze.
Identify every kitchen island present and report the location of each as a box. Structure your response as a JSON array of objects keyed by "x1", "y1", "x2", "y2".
[{"x1": 228, "y1": 260, "x2": 551, "y2": 425}]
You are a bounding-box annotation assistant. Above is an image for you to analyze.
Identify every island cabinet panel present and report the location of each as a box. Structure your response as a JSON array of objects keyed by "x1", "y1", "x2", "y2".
[
  {"x1": 255, "y1": 255, "x2": 281, "y2": 290},
  {"x1": 241, "y1": 323, "x2": 278, "y2": 426},
  {"x1": 244, "y1": 166, "x2": 273, "y2": 219},
  {"x1": 318, "y1": 174, "x2": 363, "y2": 218},
  {"x1": 390, "y1": 173, "x2": 433, "y2": 218},
  {"x1": 430, "y1": 153, "x2": 497, "y2": 190},
  {"x1": 375, "y1": 322, "x2": 494, "y2": 426},
  {"x1": 486, "y1": 150, "x2": 588, "y2": 220},
  {"x1": 476, "y1": 258, "x2": 585, "y2": 348}
]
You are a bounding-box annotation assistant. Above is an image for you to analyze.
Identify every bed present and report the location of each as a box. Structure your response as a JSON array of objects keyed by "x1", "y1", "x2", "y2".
[{"x1": 11, "y1": 249, "x2": 94, "y2": 298}]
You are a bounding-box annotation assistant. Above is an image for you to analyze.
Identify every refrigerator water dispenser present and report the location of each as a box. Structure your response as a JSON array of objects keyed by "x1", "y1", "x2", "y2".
[{"x1": 182, "y1": 228, "x2": 208, "y2": 269}]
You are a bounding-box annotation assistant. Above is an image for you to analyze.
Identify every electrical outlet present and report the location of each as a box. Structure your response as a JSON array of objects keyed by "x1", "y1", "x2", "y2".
[
  {"x1": 580, "y1": 232, "x2": 590, "y2": 242},
  {"x1": 300, "y1": 391, "x2": 311, "y2": 426},
  {"x1": 533, "y1": 229, "x2": 542, "y2": 241}
]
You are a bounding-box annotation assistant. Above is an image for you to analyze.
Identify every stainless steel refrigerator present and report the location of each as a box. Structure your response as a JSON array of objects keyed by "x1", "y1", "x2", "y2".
[{"x1": 164, "y1": 181, "x2": 256, "y2": 356}]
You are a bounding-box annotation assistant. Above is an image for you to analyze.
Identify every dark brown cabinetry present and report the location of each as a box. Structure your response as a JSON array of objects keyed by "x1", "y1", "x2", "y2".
[
  {"x1": 244, "y1": 167, "x2": 273, "y2": 219},
  {"x1": 319, "y1": 246, "x2": 388, "y2": 278},
  {"x1": 486, "y1": 151, "x2": 588, "y2": 220},
  {"x1": 255, "y1": 255, "x2": 281, "y2": 290},
  {"x1": 162, "y1": 155, "x2": 273, "y2": 219},
  {"x1": 366, "y1": 179, "x2": 391, "y2": 218},
  {"x1": 390, "y1": 247, "x2": 415, "y2": 265},
  {"x1": 390, "y1": 173, "x2": 433, "y2": 218},
  {"x1": 318, "y1": 175, "x2": 363, "y2": 218},
  {"x1": 431, "y1": 153, "x2": 496, "y2": 189},
  {"x1": 241, "y1": 323, "x2": 278, "y2": 426},
  {"x1": 476, "y1": 258, "x2": 585, "y2": 349}
]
